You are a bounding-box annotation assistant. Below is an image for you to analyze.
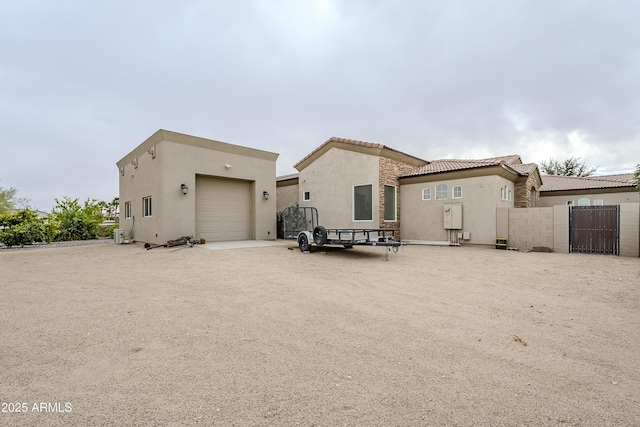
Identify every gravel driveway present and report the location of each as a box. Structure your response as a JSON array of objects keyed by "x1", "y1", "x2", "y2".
[{"x1": 1, "y1": 242, "x2": 639, "y2": 426}]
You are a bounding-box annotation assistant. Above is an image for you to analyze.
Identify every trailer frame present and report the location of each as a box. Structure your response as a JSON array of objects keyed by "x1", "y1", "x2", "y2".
[{"x1": 282, "y1": 206, "x2": 404, "y2": 255}]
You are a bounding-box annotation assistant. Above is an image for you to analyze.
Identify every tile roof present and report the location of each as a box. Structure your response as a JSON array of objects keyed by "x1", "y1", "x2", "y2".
[
  {"x1": 294, "y1": 136, "x2": 428, "y2": 170},
  {"x1": 510, "y1": 163, "x2": 539, "y2": 175},
  {"x1": 400, "y1": 155, "x2": 529, "y2": 178},
  {"x1": 540, "y1": 174, "x2": 636, "y2": 192}
]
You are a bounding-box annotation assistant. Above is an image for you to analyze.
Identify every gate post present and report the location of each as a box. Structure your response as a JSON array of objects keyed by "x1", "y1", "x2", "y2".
[{"x1": 553, "y1": 205, "x2": 570, "y2": 253}]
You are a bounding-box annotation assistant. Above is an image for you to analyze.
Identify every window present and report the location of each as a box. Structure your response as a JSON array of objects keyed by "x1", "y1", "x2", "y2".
[
  {"x1": 422, "y1": 188, "x2": 431, "y2": 200},
  {"x1": 501, "y1": 185, "x2": 512, "y2": 201},
  {"x1": 435, "y1": 184, "x2": 448, "y2": 200},
  {"x1": 353, "y1": 184, "x2": 372, "y2": 221},
  {"x1": 143, "y1": 196, "x2": 152, "y2": 217},
  {"x1": 578, "y1": 197, "x2": 590, "y2": 206},
  {"x1": 303, "y1": 191, "x2": 310, "y2": 201},
  {"x1": 384, "y1": 185, "x2": 396, "y2": 221},
  {"x1": 453, "y1": 185, "x2": 462, "y2": 199},
  {"x1": 124, "y1": 201, "x2": 132, "y2": 219},
  {"x1": 593, "y1": 199, "x2": 604, "y2": 206}
]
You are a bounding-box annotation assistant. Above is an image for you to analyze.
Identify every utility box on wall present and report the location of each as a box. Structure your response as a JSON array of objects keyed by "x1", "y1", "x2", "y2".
[{"x1": 444, "y1": 204, "x2": 463, "y2": 229}]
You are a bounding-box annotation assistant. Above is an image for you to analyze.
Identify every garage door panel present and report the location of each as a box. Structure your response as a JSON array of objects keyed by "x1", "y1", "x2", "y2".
[{"x1": 196, "y1": 177, "x2": 252, "y2": 241}]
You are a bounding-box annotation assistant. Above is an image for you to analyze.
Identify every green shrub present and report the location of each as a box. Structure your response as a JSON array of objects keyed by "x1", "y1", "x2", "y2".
[
  {"x1": 42, "y1": 215, "x2": 60, "y2": 243},
  {"x1": 52, "y1": 197, "x2": 104, "y2": 241},
  {"x1": 104, "y1": 223, "x2": 119, "y2": 238},
  {"x1": 0, "y1": 209, "x2": 45, "y2": 247}
]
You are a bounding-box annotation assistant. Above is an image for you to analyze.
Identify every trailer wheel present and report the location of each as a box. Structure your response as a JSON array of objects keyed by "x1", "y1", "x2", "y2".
[
  {"x1": 298, "y1": 233, "x2": 311, "y2": 252},
  {"x1": 313, "y1": 225, "x2": 328, "y2": 246}
]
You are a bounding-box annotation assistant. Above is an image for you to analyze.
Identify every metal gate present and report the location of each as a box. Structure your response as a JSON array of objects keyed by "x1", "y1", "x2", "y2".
[{"x1": 569, "y1": 205, "x2": 619, "y2": 255}]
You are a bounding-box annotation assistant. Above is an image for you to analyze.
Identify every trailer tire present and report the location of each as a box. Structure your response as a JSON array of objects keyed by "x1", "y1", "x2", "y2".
[
  {"x1": 313, "y1": 226, "x2": 328, "y2": 246},
  {"x1": 298, "y1": 233, "x2": 311, "y2": 252}
]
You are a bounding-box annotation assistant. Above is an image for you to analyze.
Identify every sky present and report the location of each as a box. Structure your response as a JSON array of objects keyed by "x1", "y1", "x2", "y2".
[{"x1": 1, "y1": 0, "x2": 639, "y2": 212}]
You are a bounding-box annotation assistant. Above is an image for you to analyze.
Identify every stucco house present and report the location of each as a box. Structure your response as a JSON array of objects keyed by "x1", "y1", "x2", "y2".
[
  {"x1": 277, "y1": 136, "x2": 638, "y2": 256},
  {"x1": 539, "y1": 174, "x2": 639, "y2": 206},
  {"x1": 291, "y1": 137, "x2": 428, "y2": 236},
  {"x1": 276, "y1": 139, "x2": 541, "y2": 246},
  {"x1": 399, "y1": 155, "x2": 542, "y2": 244},
  {"x1": 117, "y1": 130, "x2": 279, "y2": 245}
]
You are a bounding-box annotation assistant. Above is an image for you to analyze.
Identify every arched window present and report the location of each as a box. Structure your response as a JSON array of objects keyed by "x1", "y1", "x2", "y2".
[
  {"x1": 578, "y1": 197, "x2": 590, "y2": 206},
  {"x1": 453, "y1": 185, "x2": 462, "y2": 199},
  {"x1": 435, "y1": 184, "x2": 448, "y2": 200},
  {"x1": 422, "y1": 188, "x2": 431, "y2": 200}
]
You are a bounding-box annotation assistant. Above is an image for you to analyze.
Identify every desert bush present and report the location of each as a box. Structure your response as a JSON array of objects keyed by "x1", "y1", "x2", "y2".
[
  {"x1": 104, "y1": 223, "x2": 119, "y2": 238},
  {"x1": 52, "y1": 197, "x2": 103, "y2": 241},
  {"x1": 0, "y1": 209, "x2": 45, "y2": 247}
]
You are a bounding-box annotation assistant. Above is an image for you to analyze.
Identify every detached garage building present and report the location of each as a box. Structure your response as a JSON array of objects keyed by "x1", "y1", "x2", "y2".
[{"x1": 117, "y1": 130, "x2": 279, "y2": 245}]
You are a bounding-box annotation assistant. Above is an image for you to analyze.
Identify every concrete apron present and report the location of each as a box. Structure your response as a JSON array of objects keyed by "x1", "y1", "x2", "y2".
[{"x1": 199, "y1": 240, "x2": 289, "y2": 251}]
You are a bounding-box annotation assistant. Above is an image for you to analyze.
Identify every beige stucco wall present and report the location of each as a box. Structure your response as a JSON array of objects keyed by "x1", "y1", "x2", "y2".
[
  {"x1": 297, "y1": 148, "x2": 379, "y2": 229},
  {"x1": 401, "y1": 175, "x2": 515, "y2": 244},
  {"x1": 620, "y1": 203, "x2": 640, "y2": 257},
  {"x1": 276, "y1": 181, "x2": 299, "y2": 214},
  {"x1": 118, "y1": 130, "x2": 277, "y2": 245},
  {"x1": 118, "y1": 142, "x2": 165, "y2": 244},
  {"x1": 539, "y1": 191, "x2": 639, "y2": 207}
]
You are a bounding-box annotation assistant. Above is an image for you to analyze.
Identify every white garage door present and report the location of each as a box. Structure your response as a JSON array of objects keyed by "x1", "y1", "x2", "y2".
[{"x1": 196, "y1": 176, "x2": 252, "y2": 241}]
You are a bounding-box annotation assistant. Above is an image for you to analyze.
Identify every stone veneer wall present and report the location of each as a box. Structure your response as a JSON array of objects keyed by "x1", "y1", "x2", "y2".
[
  {"x1": 514, "y1": 175, "x2": 540, "y2": 208},
  {"x1": 379, "y1": 157, "x2": 418, "y2": 240}
]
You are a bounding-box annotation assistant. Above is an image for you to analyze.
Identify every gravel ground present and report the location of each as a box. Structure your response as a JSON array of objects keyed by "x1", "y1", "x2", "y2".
[
  {"x1": 1, "y1": 242, "x2": 639, "y2": 426},
  {"x1": 0, "y1": 239, "x2": 112, "y2": 251}
]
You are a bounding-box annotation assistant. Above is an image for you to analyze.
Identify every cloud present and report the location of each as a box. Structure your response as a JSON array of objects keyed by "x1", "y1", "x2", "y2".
[{"x1": 1, "y1": 0, "x2": 639, "y2": 210}]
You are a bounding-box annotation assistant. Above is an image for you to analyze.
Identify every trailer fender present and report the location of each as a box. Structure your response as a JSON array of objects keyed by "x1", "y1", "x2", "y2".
[{"x1": 297, "y1": 231, "x2": 313, "y2": 252}]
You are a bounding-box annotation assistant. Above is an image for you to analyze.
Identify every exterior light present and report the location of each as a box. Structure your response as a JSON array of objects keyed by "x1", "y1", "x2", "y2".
[
  {"x1": 181, "y1": 183, "x2": 188, "y2": 195},
  {"x1": 263, "y1": 191, "x2": 269, "y2": 200}
]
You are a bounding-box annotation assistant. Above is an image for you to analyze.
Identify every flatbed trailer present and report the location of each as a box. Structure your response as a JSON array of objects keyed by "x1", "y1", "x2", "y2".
[{"x1": 282, "y1": 206, "x2": 404, "y2": 255}]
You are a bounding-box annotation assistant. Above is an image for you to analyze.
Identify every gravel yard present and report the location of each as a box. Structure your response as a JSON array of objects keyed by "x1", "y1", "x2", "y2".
[{"x1": 1, "y1": 242, "x2": 639, "y2": 426}]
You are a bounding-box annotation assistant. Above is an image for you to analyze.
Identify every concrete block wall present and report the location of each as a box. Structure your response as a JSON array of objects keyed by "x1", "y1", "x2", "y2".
[
  {"x1": 506, "y1": 207, "x2": 555, "y2": 250},
  {"x1": 619, "y1": 203, "x2": 640, "y2": 257},
  {"x1": 497, "y1": 203, "x2": 638, "y2": 257}
]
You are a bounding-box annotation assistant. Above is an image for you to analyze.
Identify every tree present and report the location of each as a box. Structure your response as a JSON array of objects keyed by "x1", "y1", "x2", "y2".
[
  {"x1": 539, "y1": 157, "x2": 597, "y2": 177},
  {"x1": 52, "y1": 197, "x2": 104, "y2": 241},
  {"x1": 0, "y1": 186, "x2": 18, "y2": 214},
  {"x1": 0, "y1": 209, "x2": 45, "y2": 247}
]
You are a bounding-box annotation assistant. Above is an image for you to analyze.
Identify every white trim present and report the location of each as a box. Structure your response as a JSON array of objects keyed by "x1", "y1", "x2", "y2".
[
  {"x1": 422, "y1": 188, "x2": 431, "y2": 201},
  {"x1": 352, "y1": 183, "x2": 374, "y2": 222},
  {"x1": 143, "y1": 196, "x2": 152, "y2": 217},
  {"x1": 303, "y1": 191, "x2": 310, "y2": 201},
  {"x1": 383, "y1": 184, "x2": 397, "y2": 222},
  {"x1": 452, "y1": 185, "x2": 462, "y2": 199},
  {"x1": 435, "y1": 183, "x2": 448, "y2": 200}
]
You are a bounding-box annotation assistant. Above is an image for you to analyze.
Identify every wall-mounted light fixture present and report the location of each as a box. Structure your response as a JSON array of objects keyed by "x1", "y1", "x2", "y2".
[
  {"x1": 225, "y1": 164, "x2": 232, "y2": 170},
  {"x1": 263, "y1": 191, "x2": 269, "y2": 200},
  {"x1": 181, "y1": 183, "x2": 189, "y2": 195}
]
